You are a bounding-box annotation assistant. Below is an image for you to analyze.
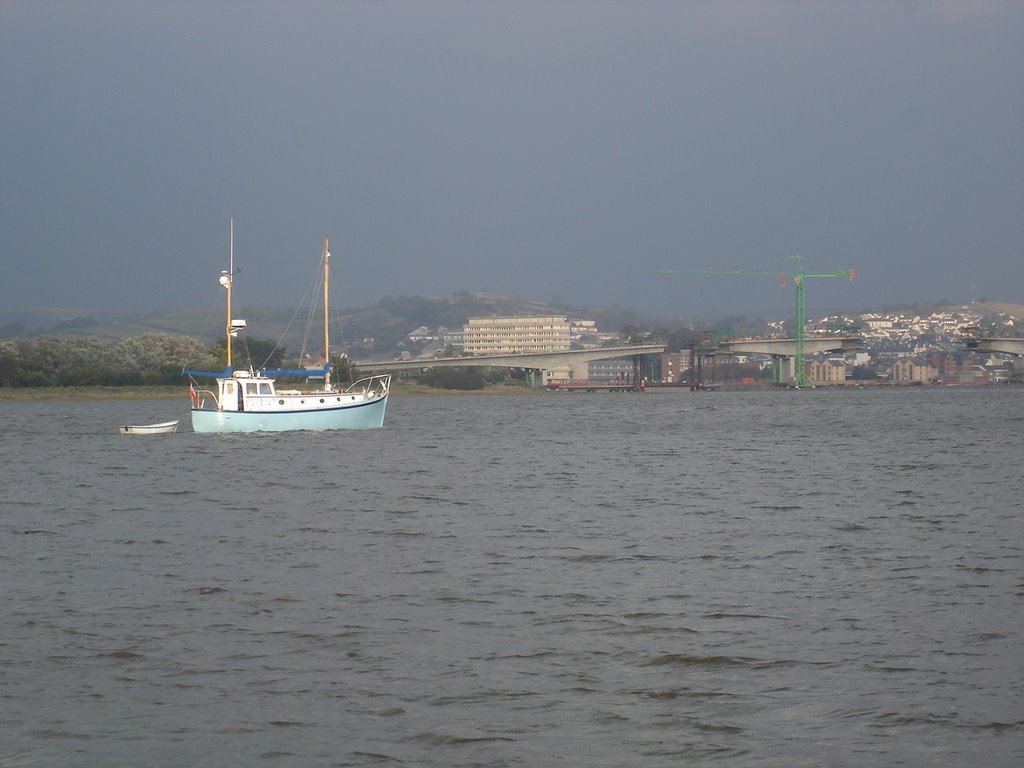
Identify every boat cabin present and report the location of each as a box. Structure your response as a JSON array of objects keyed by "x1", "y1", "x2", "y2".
[{"x1": 216, "y1": 371, "x2": 276, "y2": 412}]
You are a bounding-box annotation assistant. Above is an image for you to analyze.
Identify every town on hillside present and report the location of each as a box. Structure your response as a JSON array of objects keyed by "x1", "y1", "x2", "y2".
[{"x1": 394, "y1": 305, "x2": 1023, "y2": 386}]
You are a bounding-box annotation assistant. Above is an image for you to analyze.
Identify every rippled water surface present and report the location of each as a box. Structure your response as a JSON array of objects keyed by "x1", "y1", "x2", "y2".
[{"x1": 1, "y1": 388, "x2": 1022, "y2": 766}]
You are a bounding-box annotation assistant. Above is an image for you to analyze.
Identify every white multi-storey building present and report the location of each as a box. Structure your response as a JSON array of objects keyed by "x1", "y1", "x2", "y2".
[{"x1": 462, "y1": 316, "x2": 572, "y2": 356}]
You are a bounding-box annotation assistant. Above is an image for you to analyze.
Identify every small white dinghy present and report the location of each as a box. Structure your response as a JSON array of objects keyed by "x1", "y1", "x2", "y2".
[{"x1": 119, "y1": 420, "x2": 179, "y2": 435}]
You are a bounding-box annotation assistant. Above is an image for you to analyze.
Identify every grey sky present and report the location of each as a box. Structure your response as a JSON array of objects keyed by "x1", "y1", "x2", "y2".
[{"x1": 2, "y1": 1, "x2": 1021, "y2": 323}]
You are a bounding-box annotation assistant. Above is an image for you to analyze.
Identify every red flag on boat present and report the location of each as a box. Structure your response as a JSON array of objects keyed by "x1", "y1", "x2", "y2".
[{"x1": 189, "y1": 383, "x2": 200, "y2": 408}]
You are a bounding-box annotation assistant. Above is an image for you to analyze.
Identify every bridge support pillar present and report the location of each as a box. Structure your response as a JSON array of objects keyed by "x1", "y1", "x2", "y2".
[{"x1": 771, "y1": 355, "x2": 796, "y2": 385}]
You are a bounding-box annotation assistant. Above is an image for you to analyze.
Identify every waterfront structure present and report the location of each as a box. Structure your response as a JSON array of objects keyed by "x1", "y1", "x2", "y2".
[
  {"x1": 659, "y1": 352, "x2": 686, "y2": 383},
  {"x1": 805, "y1": 358, "x2": 847, "y2": 385},
  {"x1": 588, "y1": 357, "x2": 636, "y2": 383},
  {"x1": 890, "y1": 357, "x2": 938, "y2": 384},
  {"x1": 542, "y1": 366, "x2": 572, "y2": 386},
  {"x1": 463, "y1": 316, "x2": 571, "y2": 356}
]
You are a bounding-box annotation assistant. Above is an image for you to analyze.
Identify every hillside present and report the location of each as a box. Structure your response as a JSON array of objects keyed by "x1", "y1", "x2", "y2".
[
  {"x1": 1, "y1": 292, "x2": 646, "y2": 361},
  {"x1": 3, "y1": 295, "x2": 1020, "y2": 361}
]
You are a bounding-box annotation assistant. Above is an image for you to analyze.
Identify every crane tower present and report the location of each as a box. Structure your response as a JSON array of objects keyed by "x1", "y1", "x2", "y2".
[{"x1": 653, "y1": 256, "x2": 856, "y2": 388}]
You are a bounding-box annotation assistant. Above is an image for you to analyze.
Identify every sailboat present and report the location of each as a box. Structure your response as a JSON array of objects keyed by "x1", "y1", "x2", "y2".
[{"x1": 184, "y1": 227, "x2": 390, "y2": 433}]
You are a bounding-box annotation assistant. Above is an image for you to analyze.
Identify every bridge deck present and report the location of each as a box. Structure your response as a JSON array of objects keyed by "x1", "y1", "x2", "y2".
[{"x1": 355, "y1": 344, "x2": 667, "y2": 371}]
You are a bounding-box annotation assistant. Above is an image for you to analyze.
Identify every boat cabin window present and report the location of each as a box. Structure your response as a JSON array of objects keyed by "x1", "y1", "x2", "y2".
[
  {"x1": 225, "y1": 382, "x2": 235, "y2": 395},
  {"x1": 246, "y1": 382, "x2": 259, "y2": 395},
  {"x1": 259, "y1": 382, "x2": 272, "y2": 395}
]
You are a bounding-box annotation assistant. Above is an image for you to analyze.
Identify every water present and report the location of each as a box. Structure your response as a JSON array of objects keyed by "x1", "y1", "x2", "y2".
[{"x1": 1, "y1": 388, "x2": 1022, "y2": 767}]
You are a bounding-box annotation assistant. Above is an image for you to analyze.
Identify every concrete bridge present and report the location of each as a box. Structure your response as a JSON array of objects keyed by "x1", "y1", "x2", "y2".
[
  {"x1": 716, "y1": 337, "x2": 862, "y2": 385},
  {"x1": 968, "y1": 337, "x2": 1024, "y2": 356},
  {"x1": 356, "y1": 344, "x2": 667, "y2": 383}
]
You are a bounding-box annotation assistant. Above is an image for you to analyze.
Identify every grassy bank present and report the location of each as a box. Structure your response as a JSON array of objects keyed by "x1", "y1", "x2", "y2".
[{"x1": 0, "y1": 386, "x2": 188, "y2": 402}]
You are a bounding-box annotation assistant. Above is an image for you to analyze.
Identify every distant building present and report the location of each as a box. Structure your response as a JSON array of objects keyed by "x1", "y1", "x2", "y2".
[
  {"x1": 588, "y1": 357, "x2": 635, "y2": 383},
  {"x1": 441, "y1": 329, "x2": 464, "y2": 348},
  {"x1": 805, "y1": 358, "x2": 847, "y2": 385},
  {"x1": 543, "y1": 366, "x2": 572, "y2": 386},
  {"x1": 463, "y1": 316, "x2": 571, "y2": 355},
  {"x1": 890, "y1": 357, "x2": 938, "y2": 384},
  {"x1": 569, "y1": 319, "x2": 597, "y2": 347},
  {"x1": 406, "y1": 326, "x2": 432, "y2": 342},
  {"x1": 404, "y1": 325, "x2": 464, "y2": 350},
  {"x1": 659, "y1": 352, "x2": 685, "y2": 383}
]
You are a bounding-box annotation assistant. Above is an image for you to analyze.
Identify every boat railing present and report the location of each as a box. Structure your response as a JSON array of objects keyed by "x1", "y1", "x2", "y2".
[
  {"x1": 192, "y1": 387, "x2": 219, "y2": 410},
  {"x1": 345, "y1": 374, "x2": 391, "y2": 398}
]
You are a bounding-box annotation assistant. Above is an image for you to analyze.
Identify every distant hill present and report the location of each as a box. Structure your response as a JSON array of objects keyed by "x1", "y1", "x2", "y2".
[
  {"x1": 1, "y1": 291, "x2": 648, "y2": 360},
  {"x1": 3, "y1": 295, "x2": 1019, "y2": 359},
  {"x1": 959, "y1": 300, "x2": 1024, "y2": 319}
]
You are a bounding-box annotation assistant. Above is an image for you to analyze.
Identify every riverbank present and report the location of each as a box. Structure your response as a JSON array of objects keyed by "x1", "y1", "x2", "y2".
[{"x1": 0, "y1": 386, "x2": 188, "y2": 402}]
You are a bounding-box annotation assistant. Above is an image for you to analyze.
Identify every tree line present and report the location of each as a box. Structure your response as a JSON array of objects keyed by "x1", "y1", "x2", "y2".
[
  {"x1": 0, "y1": 333, "x2": 368, "y2": 389},
  {"x1": 0, "y1": 334, "x2": 222, "y2": 387}
]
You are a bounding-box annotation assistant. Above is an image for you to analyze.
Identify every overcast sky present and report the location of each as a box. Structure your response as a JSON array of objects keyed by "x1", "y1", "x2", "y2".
[{"x1": 2, "y1": 0, "x2": 1022, "y2": 323}]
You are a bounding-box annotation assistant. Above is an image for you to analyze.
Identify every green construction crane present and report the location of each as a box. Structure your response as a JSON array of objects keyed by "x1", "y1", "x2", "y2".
[{"x1": 652, "y1": 255, "x2": 856, "y2": 388}]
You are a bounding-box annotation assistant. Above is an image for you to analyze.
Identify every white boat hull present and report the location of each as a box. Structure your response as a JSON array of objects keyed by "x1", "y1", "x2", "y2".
[
  {"x1": 120, "y1": 421, "x2": 179, "y2": 435},
  {"x1": 191, "y1": 395, "x2": 388, "y2": 433}
]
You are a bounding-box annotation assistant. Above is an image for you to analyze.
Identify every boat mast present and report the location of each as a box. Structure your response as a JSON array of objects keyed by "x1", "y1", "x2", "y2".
[
  {"x1": 219, "y1": 219, "x2": 235, "y2": 370},
  {"x1": 323, "y1": 236, "x2": 331, "y2": 390}
]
